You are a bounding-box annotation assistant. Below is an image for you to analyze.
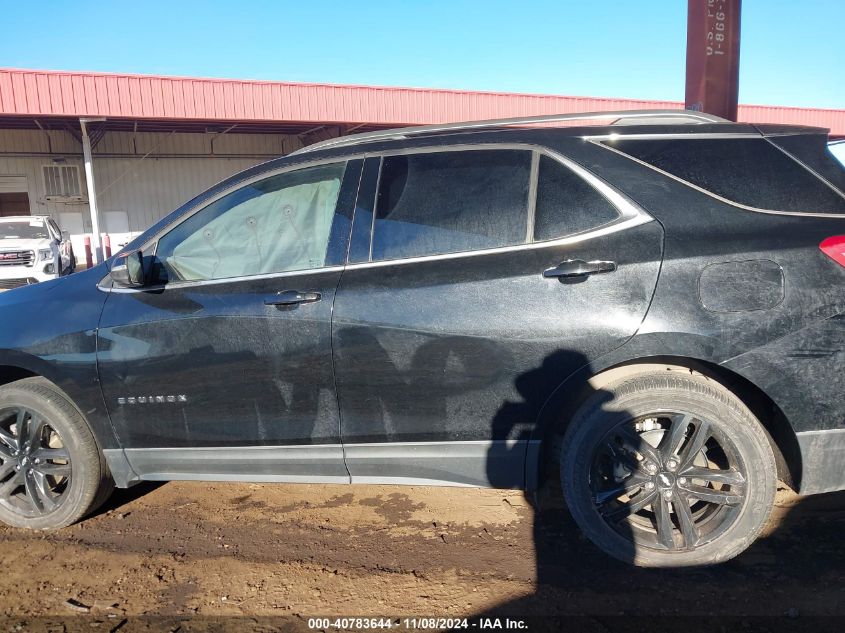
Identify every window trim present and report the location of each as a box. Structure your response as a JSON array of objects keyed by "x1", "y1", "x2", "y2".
[
  {"x1": 590, "y1": 135, "x2": 845, "y2": 218},
  {"x1": 347, "y1": 143, "x2": 648, "y2": 269},
  {"x1": 367, "y1": 156, "x2": 384, "y2": 263},
  {"x1": 106, "y1": 264, "x2": 348, "y2": 293},
  {"x1": 525, "y1": 151, "x2": 540, "y2": 243}
]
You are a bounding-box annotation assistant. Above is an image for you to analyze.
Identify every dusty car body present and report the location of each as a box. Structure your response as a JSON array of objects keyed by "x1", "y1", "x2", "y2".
[{"x1": 0, "y1": 110, "x2": 843, "y2": 566}]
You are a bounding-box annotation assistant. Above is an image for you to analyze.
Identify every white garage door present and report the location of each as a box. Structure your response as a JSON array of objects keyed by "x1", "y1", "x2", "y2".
[{"x1": 0, "y1": 175, "x2": 27, "y2": 194}]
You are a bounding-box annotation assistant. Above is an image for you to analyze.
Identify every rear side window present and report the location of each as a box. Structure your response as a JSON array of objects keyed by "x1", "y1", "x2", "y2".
[
  {"x1": 371, "y1": 149, "x2": 531, "y2": 261},
  {"x1": 534, "y1": 155, "x2": 620, "y2": 240},
  {"x1": 605, "y1": 138, "x2": 845, "y2": 214}
]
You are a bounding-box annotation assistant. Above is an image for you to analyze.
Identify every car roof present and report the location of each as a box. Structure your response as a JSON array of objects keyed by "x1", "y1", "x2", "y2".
[
  {"x1": 291, "y1": 109, "x2": 830, "y2": 157},
  {"x1": 124, "y1": 110, "x2": 833, "y2": 253}
]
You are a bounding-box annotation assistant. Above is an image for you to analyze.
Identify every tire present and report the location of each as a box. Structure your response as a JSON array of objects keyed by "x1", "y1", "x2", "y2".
[
  {"x1": 0, "y1": 377, "x2": 113, "y2": 529},
  {"x1": 559, "y1": 369, "x2": 777, "y2": 567}
]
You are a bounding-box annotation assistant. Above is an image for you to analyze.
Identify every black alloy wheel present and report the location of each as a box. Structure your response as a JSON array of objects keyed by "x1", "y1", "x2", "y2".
[
  {"x1": 0, "y1": 406, "x2": 73, "y2": 516},
  {"x1": 0, "y1": 377, "x2": 113, "y2": 529},
  {"x1": 591, "y1": 411, "x2": 746, "y2": 552},
  {"x1": 560, "y1": 369, "x2": 777, "y2": 567}
]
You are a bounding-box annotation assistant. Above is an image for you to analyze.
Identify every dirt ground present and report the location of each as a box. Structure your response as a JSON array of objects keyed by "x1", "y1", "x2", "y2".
[{"x1": 0, "y1": 481, "x2": 842, "y2": 631}]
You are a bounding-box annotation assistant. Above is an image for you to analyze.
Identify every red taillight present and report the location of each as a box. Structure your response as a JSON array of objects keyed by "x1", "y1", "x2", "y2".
[{"x1": 820, "y1": 236, "x2": 845, "y2": 268}]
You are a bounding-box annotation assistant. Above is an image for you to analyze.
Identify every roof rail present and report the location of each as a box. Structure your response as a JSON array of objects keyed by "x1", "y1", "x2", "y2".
[{"x1": 292, "y1": 109, "x2": 730, "y2": 155}]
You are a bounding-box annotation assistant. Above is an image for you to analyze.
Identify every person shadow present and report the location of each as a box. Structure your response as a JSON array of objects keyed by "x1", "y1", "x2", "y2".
[
  {"x1": 483, "y1": 350, "x2": 637, "y2": 622},
  {"x1": 334, "y1": 326, "x2": 512, "y2": 443}
]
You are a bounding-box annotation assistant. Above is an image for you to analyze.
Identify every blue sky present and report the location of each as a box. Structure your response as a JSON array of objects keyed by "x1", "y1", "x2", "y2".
[{"x1": 1, "y1": 0, "x2": 843, "y2": 108}]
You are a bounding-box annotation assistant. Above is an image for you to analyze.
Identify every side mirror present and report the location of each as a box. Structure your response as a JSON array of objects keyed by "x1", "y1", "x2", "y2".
[
  {"x1": 110, "y1": 250, "x2": 146, "y2": 287},
  {"x1": 60, "y1": 230, "x2": 70, "y2": 241}
]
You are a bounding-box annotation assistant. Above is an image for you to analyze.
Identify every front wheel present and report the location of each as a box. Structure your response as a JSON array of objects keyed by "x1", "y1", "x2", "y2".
[
  {"x1": 0, "y1": 377, "x2": 113, "y2": 529},
  {"x1": 559, "y1": 370, "x2": 776, "y2": 567}
]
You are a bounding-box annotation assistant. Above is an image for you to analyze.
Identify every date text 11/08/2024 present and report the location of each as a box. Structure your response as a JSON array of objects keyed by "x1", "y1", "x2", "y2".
[{"x1": 306, "y1": 618, "x2": 528, "y2": 630}]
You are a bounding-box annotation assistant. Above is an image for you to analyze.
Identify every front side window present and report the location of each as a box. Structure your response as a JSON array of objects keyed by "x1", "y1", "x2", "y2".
[
  {"x1": 371, "y1": 149, "x2": 531, "y2": 261},
  {"x1": 156, "y1": 162, "x2": 346, "y2": 282}
]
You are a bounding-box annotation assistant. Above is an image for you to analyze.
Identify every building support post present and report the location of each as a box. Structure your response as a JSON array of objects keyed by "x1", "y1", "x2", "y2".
[
  {"x1": 685, "y1": 0, "x2": 742, "y2": 121},
  {"x1": 80, "y1": 118, "x2": 103, "y2": 264}
]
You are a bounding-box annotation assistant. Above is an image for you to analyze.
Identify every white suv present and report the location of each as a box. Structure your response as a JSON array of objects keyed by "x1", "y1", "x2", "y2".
[{"x1": 0, "y1": 215, "x2": 74, "y2": 289}]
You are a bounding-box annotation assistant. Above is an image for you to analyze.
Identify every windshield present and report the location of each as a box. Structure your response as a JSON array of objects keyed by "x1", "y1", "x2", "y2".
[{"x1": 0, "y1": 221, "x2": 50, "y2": 240}]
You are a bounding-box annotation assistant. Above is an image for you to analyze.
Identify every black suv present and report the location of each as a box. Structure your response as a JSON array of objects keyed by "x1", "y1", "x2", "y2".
[{"x1": 1, "y1": 110, "x2": 844, "y2": 567}]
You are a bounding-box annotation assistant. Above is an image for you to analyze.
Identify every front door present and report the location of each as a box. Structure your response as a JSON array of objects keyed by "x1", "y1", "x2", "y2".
[
  {"x1": 98, "y1": 159, "x2": 362, "y2": 482},
  {"x1": 332, "y1": 147, "x2": 663, "y2": 488}
]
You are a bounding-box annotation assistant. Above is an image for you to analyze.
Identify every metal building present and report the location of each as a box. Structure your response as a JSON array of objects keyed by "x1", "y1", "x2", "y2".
[{"x1": 1, "y1": 68, "x2": 843, "y2": 264}]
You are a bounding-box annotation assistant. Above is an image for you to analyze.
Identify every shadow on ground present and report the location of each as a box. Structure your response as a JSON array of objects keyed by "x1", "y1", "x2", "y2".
[
  {"x1": 470, "y1": 487, "x2": 845, "y2": 630},
  {"x1": 88, "y1": 481, "x2": 165, "y2": 519}
]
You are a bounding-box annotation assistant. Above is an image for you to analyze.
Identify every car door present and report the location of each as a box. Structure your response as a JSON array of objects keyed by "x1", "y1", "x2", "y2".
[
  {"x1": 332, "y1": 145, "x2": 663, "y2": 488},
  {"x1": 45, "y1": 218, "x2": 69, "y2": 273},
  {"x1": 97, "y1": 159, "x2": 362, "y2": 482}
]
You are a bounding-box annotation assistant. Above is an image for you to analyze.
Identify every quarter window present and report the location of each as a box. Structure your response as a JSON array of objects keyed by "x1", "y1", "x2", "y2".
[
  {"x1": 371, "y1": 150, "x2": 531, "y2": 261},
  {"x1": 605, "y1": 138, "x2": 845, "y2": 214},
  {"x1": 534, "y1": 155, "x2": 620, "y2": 241},
  {"x1": 156, "y1": 162, "x2": 346, "y2": 282}
]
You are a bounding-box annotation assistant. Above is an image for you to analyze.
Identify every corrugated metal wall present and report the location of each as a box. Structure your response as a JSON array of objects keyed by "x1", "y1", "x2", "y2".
[
  {"x1": 2, "y1": 68, "x2": 843, "y2": 135},
  {"x1": 0, "y1": 129, "x2": 296, "y2": 258}
]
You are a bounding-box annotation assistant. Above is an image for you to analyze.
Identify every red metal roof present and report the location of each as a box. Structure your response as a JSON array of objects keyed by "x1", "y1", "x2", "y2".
[{"x1": 1, "y1": 67, "x2": 843, "y2": 136}]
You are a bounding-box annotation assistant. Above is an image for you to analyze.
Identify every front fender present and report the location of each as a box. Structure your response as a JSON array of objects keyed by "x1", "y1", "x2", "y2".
[{"x1": 0, "y1": 266, "x2": 119, "y2": 450}]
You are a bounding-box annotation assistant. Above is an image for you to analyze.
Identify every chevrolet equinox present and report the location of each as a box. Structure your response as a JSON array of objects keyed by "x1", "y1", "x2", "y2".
[{"x1": 1, "y1": 110, "x2": 844, "y2": 567}]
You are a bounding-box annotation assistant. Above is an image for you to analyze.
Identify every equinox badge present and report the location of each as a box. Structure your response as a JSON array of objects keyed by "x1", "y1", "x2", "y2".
[{"x1": 117, "y1": 395, "x2": 187, "y2": 405}]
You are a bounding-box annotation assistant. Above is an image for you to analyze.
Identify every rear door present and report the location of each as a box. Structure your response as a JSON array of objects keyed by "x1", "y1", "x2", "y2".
[{"x1": 332, "y1": 145, "x2": 664, "y2": 487}]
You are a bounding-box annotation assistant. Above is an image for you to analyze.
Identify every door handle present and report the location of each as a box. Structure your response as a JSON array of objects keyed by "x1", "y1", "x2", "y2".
[
  {"x1": 543, "y1": 259, "x2": 617, "y2": 279},
  {"x1": 264, "y1": 290, "x2": 322, "y2": 306}
]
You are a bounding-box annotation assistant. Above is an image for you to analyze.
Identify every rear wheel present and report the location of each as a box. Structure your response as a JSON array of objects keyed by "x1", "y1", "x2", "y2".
[
  {"x1": 0, "y1": 377, "x2": 112, "y2": 529},
  {"x1": 559, "y1": 370, "x2": 776, "y2": 567}
]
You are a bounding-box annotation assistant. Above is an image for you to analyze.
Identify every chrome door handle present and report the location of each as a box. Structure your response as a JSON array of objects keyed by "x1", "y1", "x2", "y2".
[
  {"x1": 543, "y1": 260, "x2": 617, "y2": 279},
  {"x1": 264, "y1": 290, "x2": 322, "y2": 306}
]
